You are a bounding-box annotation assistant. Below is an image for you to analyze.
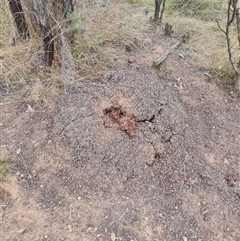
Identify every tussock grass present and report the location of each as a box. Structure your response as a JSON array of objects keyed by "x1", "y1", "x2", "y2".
[
  {"x1": 0, "y1": 0, "x2": 238, "y2": 95},
  {"x1": 0, "y1": 0, "x2": 44, "y2": 95},
  {"x1": 166, "y1": 14, "x2": 233, "y2": 76},
  {"x1": 71, "y1": 0, "x2": 153, "y2": 78}
]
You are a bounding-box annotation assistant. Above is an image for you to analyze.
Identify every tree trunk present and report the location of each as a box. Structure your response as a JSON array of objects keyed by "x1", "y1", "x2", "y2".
[
  {"x1": 154, "y1": 0, "x2": 162, "y2": 21},
  {"x1": 61, "y1": 0, "x2": 74, "y2": 18},
  {"x1": 236, "y1": 7, "x2": 240, "y2": 46},
  {"x1": 32, "y1": 0, "x2": 54, "y2": 67},
  {"x1": 159, "y1": 0, "x2": 166, "y2": 24},
  {"x1": 8, "y1": 0, "x2": 29, "y2": 39}
]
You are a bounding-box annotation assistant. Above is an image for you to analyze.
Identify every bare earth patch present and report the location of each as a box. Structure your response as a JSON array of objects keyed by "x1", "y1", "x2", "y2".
[{"x1": 0, "y1": 37, "x2": 240, "y2": 241}]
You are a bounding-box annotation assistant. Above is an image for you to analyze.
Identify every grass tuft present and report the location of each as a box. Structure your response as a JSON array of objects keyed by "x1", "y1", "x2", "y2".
[{"x1": 0, "y1": 157, "x2": 10, "y2": 182}]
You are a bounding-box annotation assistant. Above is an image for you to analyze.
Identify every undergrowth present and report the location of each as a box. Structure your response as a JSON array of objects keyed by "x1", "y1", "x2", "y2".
[{"x1": 0, "y1": 0, "x2": 237, "y2": 98}]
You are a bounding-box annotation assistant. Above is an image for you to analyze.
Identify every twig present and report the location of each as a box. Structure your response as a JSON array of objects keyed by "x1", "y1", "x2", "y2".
[
  {"x1": 215, "y1": 19, "x2": 226, "y2": 34},
  {"x1": 153, "y1": 40, "x2": 182, "y2": 67}
]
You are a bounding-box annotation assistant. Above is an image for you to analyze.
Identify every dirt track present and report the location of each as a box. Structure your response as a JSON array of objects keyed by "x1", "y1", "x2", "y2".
[{"x1": 1, "y1": 42, "x2": 240, "y2": 240}]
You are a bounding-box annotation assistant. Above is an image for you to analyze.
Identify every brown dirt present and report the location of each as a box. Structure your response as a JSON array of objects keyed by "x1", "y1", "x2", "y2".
[{"x1": 0, "y1": 35, "x2": 240, "y2": 241}]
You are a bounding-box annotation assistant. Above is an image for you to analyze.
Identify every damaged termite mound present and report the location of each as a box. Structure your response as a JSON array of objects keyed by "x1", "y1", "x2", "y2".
[{"x1": 103, "y1": 105, "x2": 137, "y2": 137}]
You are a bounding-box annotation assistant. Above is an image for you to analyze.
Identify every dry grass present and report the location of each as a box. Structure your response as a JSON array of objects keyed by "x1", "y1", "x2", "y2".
[
  {"x1": 166, "y1": 15, "x2": 232, "y2": 75},
  {"x1": 71, "y1": 0, "x2": 153, "y2": 79},
  {"x1": 166, "y1": 0, "x2": 238, "y2": 78},
  {"x1": 0, "y1": 0, "x2": 61, "y2": 102},
  {"x1": 0, "y1": 0, "x2": 238, "y2": 97}
]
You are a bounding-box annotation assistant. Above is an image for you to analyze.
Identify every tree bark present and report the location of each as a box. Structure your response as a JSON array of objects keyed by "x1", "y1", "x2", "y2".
[
  {"x1": 61, "y1": 0, "x2": 74, "y2": 18},
  {"x1": 159, "y1": 0, "x2": 166, "y2": 23},
  {"x1": 236, "y1": 7, "x2": 240, "y2": 46},
  {"x1": 8, "y1": 0, "x2": 29, "y2": 39},
  {"x1": 32, "y1": 0, "x2": 54, "y2": 67},
  {"x1": 154, "y1": 0, "x2": 162, "y2": 21}
]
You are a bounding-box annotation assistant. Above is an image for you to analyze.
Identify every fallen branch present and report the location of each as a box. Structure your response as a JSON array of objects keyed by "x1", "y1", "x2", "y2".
[{"x1": 153, "y1": 40, "x2": 181, "y2": 67}]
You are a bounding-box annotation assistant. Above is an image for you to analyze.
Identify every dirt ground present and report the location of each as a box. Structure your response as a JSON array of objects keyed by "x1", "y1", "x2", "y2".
[{"x1": 0, "y1": 36, "x2": 240, "y2": 241}]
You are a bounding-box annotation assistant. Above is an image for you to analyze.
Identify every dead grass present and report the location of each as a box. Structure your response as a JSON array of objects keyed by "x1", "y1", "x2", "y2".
[
  {"x1": 0, "y1": 0, "x2": 238, "y2": 95},
  {"x1": 166, "y1": 1, "x2": 238, "y2": 78},
  {"x1": 71, "y1": 0, "x2": 153, "y2": 79},
  {"x1": 166, "y1": 15, "x2": 232, "y2": 75}
]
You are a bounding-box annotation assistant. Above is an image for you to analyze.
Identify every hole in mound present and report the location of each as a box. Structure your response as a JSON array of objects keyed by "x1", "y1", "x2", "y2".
[{"x1": 103, "y1": 106, "x2": 137, "y2": 137}]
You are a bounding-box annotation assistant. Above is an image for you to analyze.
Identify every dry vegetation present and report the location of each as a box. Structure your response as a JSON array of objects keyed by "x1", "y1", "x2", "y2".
[
  {"x1": 0, "y1": 0, "x2": 237, "y2": 93},
  {"x1": 0, "y1": 156, "x2": 10, "y2": 182}
]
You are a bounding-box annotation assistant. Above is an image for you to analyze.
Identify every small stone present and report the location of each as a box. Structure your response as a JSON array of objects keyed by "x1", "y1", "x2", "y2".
[
  {"x1": 44, "y1": 235, "x2": 48, "y2": 239},
  {"x1": 183, "y1": 237, "x2": 188, "y2": 241},
  {"x1": 78, "y1": 197, "x2": 81, "y2": 200},
  {"x1": 146, "y1": 159, "x2": 154, "y2": 166},
  {"x1": 128, "y1": 56, "x2": 135, "y2": 64},
  {"x1": 40, "y1": 185, "x2": 44, "y2": 188},
  {"x1": 67, "y1": 225, "x2": 71, "y2": 230},
  {"x1": 201, "y1": 209, "x2": 208, "y2": 215},
  {"x1": 16, "y1": 171, "x2": 21, "y2": 176},
  {"x1": 69, "y1": 229, "x2": 72, "y2": 233},
  {"x1": 111, "y1": 232, "x2": 116, "y2": 241},
  {"x1": 224, "y1": 159, "x2": 230, "y2": 165},
  {"x1": 16, "y1": 229, "x2": 25, "y2": 234},
  {"x1": 20, "y1": 174, "x2": 24, "y2": 178}
]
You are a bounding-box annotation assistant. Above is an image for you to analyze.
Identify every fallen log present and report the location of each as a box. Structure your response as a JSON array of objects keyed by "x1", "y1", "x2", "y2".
[{"x1": 153, "y1": 40, "x2": 181, "y2": 67}]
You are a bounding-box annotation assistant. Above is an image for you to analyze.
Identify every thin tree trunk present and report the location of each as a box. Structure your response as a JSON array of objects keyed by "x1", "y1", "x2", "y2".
[
  {"x1": 8, "y1": 0, "x2": 29, "y2": 39},
  {"x1": 61, "y1": 0, "x2": 74, "y2": 18},
  {"x1": 159, "y1": 0, "x2": 166, "y2": 24},
  {"x1": 32, "y1": 0, "x2": 54, "y2": 67},
  {"x1": 154, "y1": 0, "x2": 162, "y2": 21},
  {"x1": 236, "y1": 7, "x2": 240, "y2": 46}
]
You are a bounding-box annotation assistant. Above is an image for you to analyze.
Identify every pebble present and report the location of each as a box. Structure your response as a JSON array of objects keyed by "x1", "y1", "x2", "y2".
[
  {"x1": 111, "y1": 232, "x2": 116, "y2": 241},
  {"x1": 44, "y1": 235, "x2": 48, "y2": 239},
  {"x1": 183, "y1": 237, "x2": 188, "y2": 241},
  {"x1": 20, "y1": 174, "x2": 24, "y2": 178},
  {"x1": 146, "y1": 159, "x2": 154, "y2": 165},
  {"x1": 128, "y1": 57, "x2": 136, "y2": 64},
  {"x1": 16, "y1": 171, "x2": 20, "y2": 176}
]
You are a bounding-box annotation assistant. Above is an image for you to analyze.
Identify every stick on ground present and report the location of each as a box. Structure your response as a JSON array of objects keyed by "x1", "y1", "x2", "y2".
[{"x1": 153, "y1": 41, "x2": 181, "y2": 67}]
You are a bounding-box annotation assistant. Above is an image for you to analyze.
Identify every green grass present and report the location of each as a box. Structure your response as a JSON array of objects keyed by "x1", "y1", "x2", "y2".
[
  {"x1": 0, "y1": 157, "x2": 10, "y2": 182},
  {"x1": 59, "y1": 192, "x2": 67, "y2": 198}
]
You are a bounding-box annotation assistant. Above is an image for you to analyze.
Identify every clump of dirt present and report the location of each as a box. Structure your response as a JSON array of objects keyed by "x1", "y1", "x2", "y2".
[
  {"x1": 103, "y1": 105, "x2": 137, "y2": 137},
  {"x1": 0, "y1": 186, "x2": 11, "y2": 203},
  {"x1": 225, "y1": 173, "x2": 239, "y2": 187}
]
